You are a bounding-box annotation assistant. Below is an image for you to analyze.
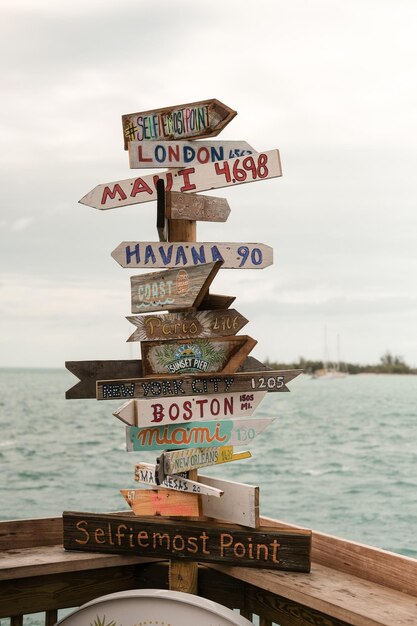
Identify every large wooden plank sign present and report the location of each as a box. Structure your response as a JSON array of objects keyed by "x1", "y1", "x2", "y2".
[
  {"x1": 79, "y1": 150, "x2": 282, "y2": 210},
  {"x1": 63, "y1": 512, "x2": 312, "y2": 572},
  {"x1": 128, "y1": 140, "x2": 255, "y2": 168},
  {"x1": 112, "y1": 242, "x2": 273, "y2": 270},
  {"x1": 141, "y1": 336, "x2": 257, "y2": 377},
  {"x1": 120, "y1": 489, "x2": 201, "y2": 517},
  {"x1": 97, "y1": 370, "x2": 302, "y2": 400},
  {"x1": 126, "y1": 309, "x2": 249, "y2": 342},
  {"x1": 125, "y1": 418, "x2": 275, "y2": 451},
  {"x1": 162, "y1": 446, "x2": 252, "y2": 475},
  {"x1": 130, "y1": 261, "x2": 221, "y2": 313},
  {"x1": 122, "y1": 99, "x2": 237, "y2": 148},
  {"x1": 166, "y1": 191, "x2": 231, "y2": 223},
  {"x1": 65, "y1": 359, "x2": 142, "y2": 399},
  {"x1": 113, "y1": 391, "x2": 267, "y2": 426}
]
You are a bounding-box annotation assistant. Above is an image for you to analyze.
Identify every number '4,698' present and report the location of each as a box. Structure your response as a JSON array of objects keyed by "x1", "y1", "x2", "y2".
[{"x1": 214, "y1": 153, "x2": 269, "y2": 183}]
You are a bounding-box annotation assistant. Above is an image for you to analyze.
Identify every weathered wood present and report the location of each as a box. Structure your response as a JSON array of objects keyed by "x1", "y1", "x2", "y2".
[
  {"x1": 120, "y1": 489, "x2": 202, "y2": 517},
  {"x1": 133, "y1": 463, "x2": 224, "y2": 497},
  {"x1": 63, "y1": 512, "x2": 312, "y2": 572},
  {"x1": 166, "y1": 191, "x2": 231, "y2": 223},
  {"x1": 169, "y1": 559, "x2": 198, "y2": 594},
  {"x1": 130, "y1": 261, "x2": 221, "y2": 313},
  {"x1": 163, "y1": 447, "x2": 252, "y2": 475},
  {"x1": 141, "y1": 336, "x2": 257, "y2": 377},
  {"x1": 45, "y1": 609, "x2": 58, "y2": 626},
  {"x1": 126, "y1": 309, "x2": 249, "y2": 342},
  {"x1": 129, "y1": 140, "x2": 255, "y2": 168},
  {"x1": 79, "y1": 150, "x2": 282, "y2": 210},
  {"x1": 112, "y1": 241, "x2": 273, "y2": 270},
  {"x1": 156, "y1": 178, "x2": 168, "y2": 242},
  {"x1": 198, "y1": 292, "x2": 236, "y2": 310},
  {"x1": 113, "y1": 391, "x2": 267, "y2": 426},
  {"x1": 10, "y1": 616, "x2": 23, "y2": 626},
  {"x1": 198, "y1": 475, "x2": 259, "y2": 528},
  {"x1": 125, "y1": 417, "x2": 275, "y2": 451},
  {"x1": 122, "y1": 99, "x2": 237, "y2": 148},
  {"x1": 65, "y1": 359, "x2": 142, "y2": 399},
  {"x1": 0, "y1": 517, "x2": 63, "y2": 550},
  {"x1": 97, "y1": 369, "x2": 302, "y2": 400}
]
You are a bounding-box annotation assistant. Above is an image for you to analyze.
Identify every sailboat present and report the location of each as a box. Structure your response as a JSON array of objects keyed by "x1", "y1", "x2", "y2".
[{"x1": 312, "y1": 329, "x2": 348, "y2": 379}]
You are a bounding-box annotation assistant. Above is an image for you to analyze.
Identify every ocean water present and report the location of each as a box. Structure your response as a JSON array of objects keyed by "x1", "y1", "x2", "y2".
[{"x1": 1, "y1": 368, "x2": 417, "y2": 559}]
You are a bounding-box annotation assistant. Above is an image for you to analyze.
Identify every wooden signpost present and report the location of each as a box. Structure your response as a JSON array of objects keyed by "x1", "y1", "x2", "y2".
[
  {"x1": 140, "y1": 336, "x2": 257, "y2": 377},
  {"x1": 126, "y1": 309, "x2": 249, "y2": 342},
  {"x1": 128, "y1": 140, "x2": 256, "y2": 168},
  {"x1": 130, "y1": 261, "x2": 221, "y2": 313},
  {"x1": 96, "y1": 369, "x2": 302, "y2": 400},
  {"x1": 125, "y1": 418, "x2": 275, "y2": 452},
  {"x1": 112, "y1": 241, "x2": 273, "y2": 270},
  {"x1": 122, "y1": 99, "x2": 237, "y2": 148},
  {"x1": 165, "y1": 191, "x2": 231, "y2": 223},
  {"x1": 113, "y1": 391, "x2": 267, "y2": 426},
  {"x1": 79, "y1": 150, "x2": 282, "y2": 210},
  {"x1": 64, "y1": 98, "x2": 311, "y2": 581}
]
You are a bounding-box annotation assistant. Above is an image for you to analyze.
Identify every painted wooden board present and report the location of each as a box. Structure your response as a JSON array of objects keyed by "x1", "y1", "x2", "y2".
[
  {"x1": 166, "y1": 191, "x2": 231, "y2": 223},
  {"x1": 112, "y1": 242, "x2": 273, "y2": 270},
  {"x1": 198, "y1": 293, "x2": 235, "y2": 310},
  {"x1": 141, "y1": 336, "x2": 257, "y2": 377},
  {"x1": 122, "y1": 99, "x2": 237, "y2": 148},
  {"x1": 79, "y1": 150, "x2": 282, "y2": 210},
  {"x1": 63, "y1": 512, "x2": 312, "y2": 572},
  {"x1": 198, "y1": 475, "x2": 259, "y2": 528},
  {"x1": 97, "y1": 369, "x2": 302, "y2": 400},
  {"x1": 66, "y1": 356, "x2": 271, "y2": 400},
  {"x1": 130, "y1": 261, "x2": 221, "y2": 313},
  {"x1": 128, "y1": 140, "x2": 256, "y2": 168},
  {"x1": 133, "y1": 463, "x2": 224, "y2": 497},
  {"x1": 113, "y1": 391, "x2": 267, "y2": 427},
  {"x1": 120, "y1": 489, "x2": 201, "y2": 517},
  {"x1": 162, "y1": 446, "x2": 251, "y2": 475},
  {"x1": 126, "y1": 309, "x2": 249, "y2": 343},
  {"x1": 65, "y1": 359, "x2": 142, "y2": 399},
  {"x1": 125, "y1": 417, "x2": 275, "y2": 451}
]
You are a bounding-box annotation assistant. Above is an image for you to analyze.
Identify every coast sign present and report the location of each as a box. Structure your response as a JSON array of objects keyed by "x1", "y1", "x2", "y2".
[
  {"x1": 79, "y1": 150, "x2": 282, "y2": 210},
  {"x1": 125, "y1": 417, "x2": 275, "y2": 451},
  {"x1": 122, "y1": 98, "x2": 237, "y2": 148},
  {"x1": 112, "y1": 241, "x2": 273, "y2": 270},
  {"x1": 113, "y1": 391, "x2": 267, "y2": 426},
  {"x1": 130, "y1": 261, "x2": 221, "y2": 313},
  {"x1": 126, "y1": 309, "x2": 249, "y2": 342},
  {"x1": 96, "y1": 369, "x2": 302, "y2": 400},
  {"x1": 128, "y1": 139, "x2": 255, "y2": 168}
]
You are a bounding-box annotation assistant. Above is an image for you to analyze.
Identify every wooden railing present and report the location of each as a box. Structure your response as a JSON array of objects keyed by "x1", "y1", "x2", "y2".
[{"x1": 1, "y1": 515, "x2": 417, "y2": 626}]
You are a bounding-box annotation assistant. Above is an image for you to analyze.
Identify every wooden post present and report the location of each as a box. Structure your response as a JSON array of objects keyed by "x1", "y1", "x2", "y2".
[{"x1": 161, "y1": 180, "x2": 199, "y2": 594}]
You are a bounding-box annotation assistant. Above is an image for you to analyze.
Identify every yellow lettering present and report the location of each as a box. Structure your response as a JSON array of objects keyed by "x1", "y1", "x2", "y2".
[{"x1": 75, "y1": 520, "x2": 90, "y2": 545}]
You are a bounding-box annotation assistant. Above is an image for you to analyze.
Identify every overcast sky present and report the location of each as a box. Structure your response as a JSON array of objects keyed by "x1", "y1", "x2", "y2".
[{"x1": 1, "y1": 0, "x2": 417, "y2": 368}]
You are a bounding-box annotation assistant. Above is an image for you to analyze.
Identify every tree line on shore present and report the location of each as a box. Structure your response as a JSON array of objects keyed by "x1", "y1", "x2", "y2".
[{"x1": 265, "y1": 351, "x2": 416, "y2": 375}]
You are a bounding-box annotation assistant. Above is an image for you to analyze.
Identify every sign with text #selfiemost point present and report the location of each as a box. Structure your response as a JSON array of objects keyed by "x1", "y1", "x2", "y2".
[
  {"x1": 122, "y1": 99, "x2": 237, "y2": 148},
  {"x1": 166, "y1": 191, "x2": 231, "y2": 223},
  {"x1": 161, "y1": 447, "x2": 251, "y2": 475},
  {"x1": 130, "y1": 261, "x2": 221, "y2": 313},
  {"x1": 128, "y1": 140, "x2": 256, "y2": 168},
  {"x1": 126, "y1": 309, "x2": 249, "y2": 342},
  {"x1": 113, "y1": 391, "x2": 267, "y2": 426},
  {"x1": 96, "y1": 369, "x2": 302, "y2": 400},
  {"x1": 141, "y1": 336, "x2": 257, "y2": 377},
  {"x1": 79, "y1": 150, "x2": 281, "y2": 210},
  {"x1": 112, "y1": 242, "x2": 273, "y2": 270},
  {"x1": 125, "y1": 418, "x2": 275, "y2": 452}
]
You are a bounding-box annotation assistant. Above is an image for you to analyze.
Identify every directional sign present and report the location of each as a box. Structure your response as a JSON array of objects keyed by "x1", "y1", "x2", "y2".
[
  {"x1": 125, "y1": 417, "x2": 275, "y2": 451},
  {"x1": 198, "y1": 293, "x2": 235, "y2": 310},
  {"x1": 79, "y1": 150, "x2": 282, "y2": 211},
  {"x1": 113, "y1": 391, "x2": 267, "y2": 427},
  {"x1": 133, "y1": 463, "x2": 224, "y2": 497},
  {"x1": 122, "y1": 99, "x2": 237, "y2": 148},
  {"x1": 97, "y1": 370, "x2": 302, "y2": 400},
  {"x1": 130, "y1": 261, "x2": 221, "y2": 313},
  {"x1": 166, "y1": 191, "x2": 231, "y2": 223},
  {"x1": 128, "y1": 140, "x2": 256, "y2": 168},
  {"x1": 162, "y1": 446, "x2": 251, "y2": 475},
  {"x1": 141, "y1": 336, "x2": 257, "y2": 377},
  {"x1": 63, "y1": 511, "x2": 312, "y2": 571},
  {"x1": 112, "y1": 242, "x2": 273, "y2": 270},
  {"x1": 126, "y1": 309, "x2": 249, "y2": 343},
  {"x1": 120, "y1": 489, "x2": 201, "y2": 517}
]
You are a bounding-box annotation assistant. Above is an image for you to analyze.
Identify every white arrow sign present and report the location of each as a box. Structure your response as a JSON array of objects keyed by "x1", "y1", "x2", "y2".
[
  {"x1": 128, "y1": 140, "x2": 256, "y2": 168},
  {"x1": 133, "y1": 462, "x2": 224, "y2": 497}
]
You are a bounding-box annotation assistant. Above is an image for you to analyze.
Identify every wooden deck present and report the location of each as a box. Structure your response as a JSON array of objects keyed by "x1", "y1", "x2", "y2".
[{"x1": 1, "y1": 515, "x2": 417, "y2": 626}]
